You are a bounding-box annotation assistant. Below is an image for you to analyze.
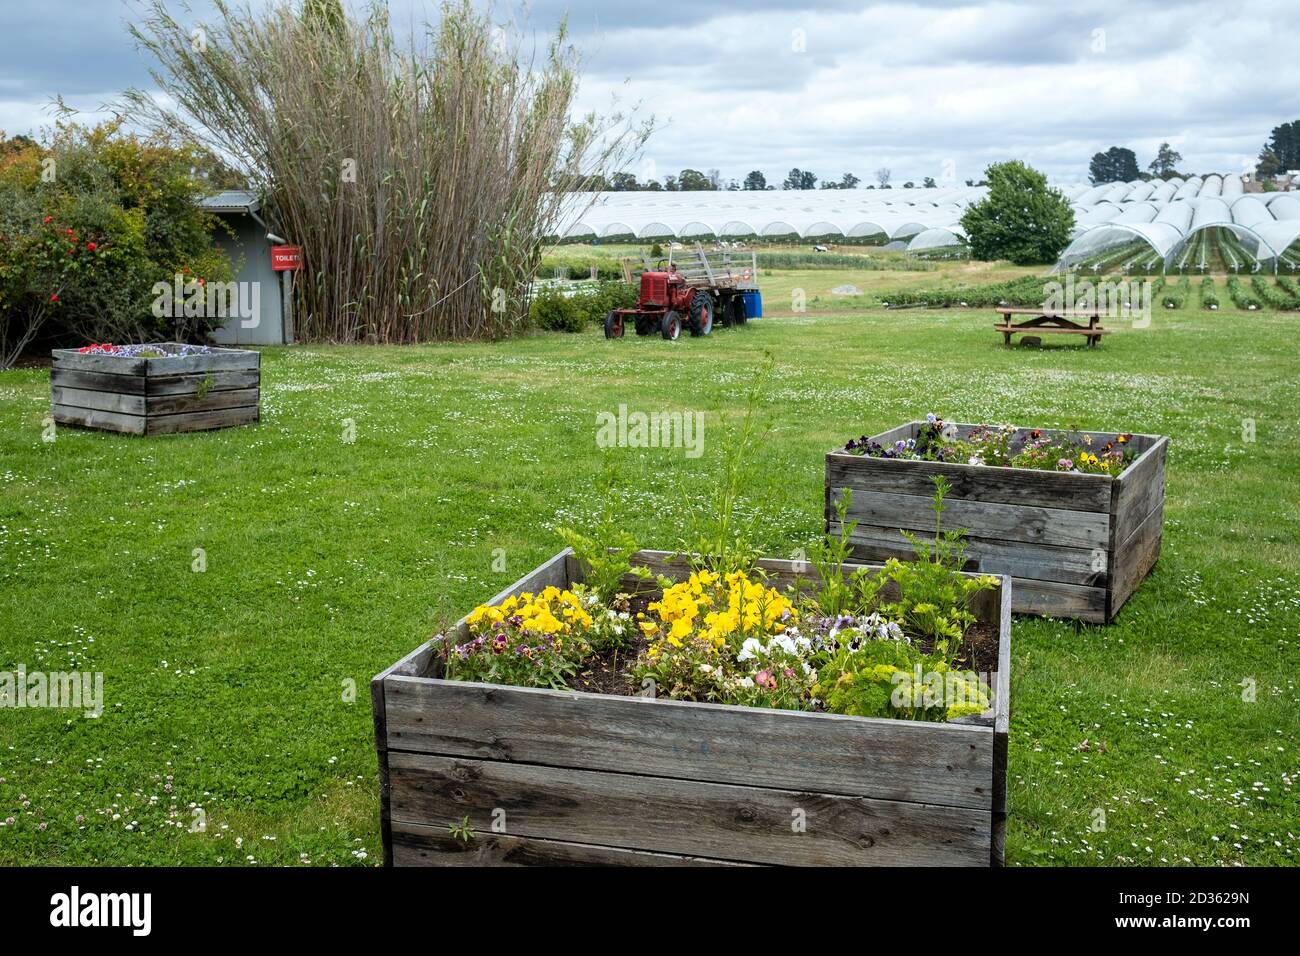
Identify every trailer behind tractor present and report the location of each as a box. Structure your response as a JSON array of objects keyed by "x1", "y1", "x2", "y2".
[{"x1": 604, "y1": 243, "x2": 760, "y2": 340}]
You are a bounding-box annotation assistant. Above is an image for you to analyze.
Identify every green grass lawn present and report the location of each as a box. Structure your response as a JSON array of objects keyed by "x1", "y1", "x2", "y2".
[{"x1": 1, "y1": 299, "x2": 1298, "y2": 866}]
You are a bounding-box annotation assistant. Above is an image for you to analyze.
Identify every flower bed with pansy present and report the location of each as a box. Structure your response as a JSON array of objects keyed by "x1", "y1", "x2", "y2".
[
  {"x1": 439, "y1": 543, "x2": 999, "y2": 723},
  {"x1": 76, "y1": 343, "x2": 213, "y2": 358},
  {"x1": 827, "y1": 415, "x2": 1169, "y2": 623},
  {"x1": 844, "y1": 413, "x2": 1136, "y2": 476},
  {"x1": 374, "y1": 535, "x2": 1011, "y2": 867}
]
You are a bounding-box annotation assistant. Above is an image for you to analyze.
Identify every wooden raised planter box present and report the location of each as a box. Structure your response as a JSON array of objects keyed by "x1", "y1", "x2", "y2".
[
  {"x1": 50, "y1": 344, "x2": 260, "y2": 435},
  {"x1": 372, "y1": 549, "x2": 1011, "y2": 867},
  {"x1": 826, "y1": 422, "x2": 1168, "y2": 624}
]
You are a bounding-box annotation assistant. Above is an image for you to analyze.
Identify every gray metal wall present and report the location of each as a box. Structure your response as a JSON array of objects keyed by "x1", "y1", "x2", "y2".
[{"x1": 209, "y1": 213, "x2": 286, "y2": 345}]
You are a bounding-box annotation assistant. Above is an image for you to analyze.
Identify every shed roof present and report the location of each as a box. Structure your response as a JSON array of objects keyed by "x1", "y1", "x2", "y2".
[{"x1": 199, "y1": 189, "x2": 261, "y2": 214}]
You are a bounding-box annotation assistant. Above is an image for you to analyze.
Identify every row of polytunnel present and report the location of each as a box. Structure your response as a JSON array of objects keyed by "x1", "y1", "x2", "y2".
[
  {"x1": 552, "y1": 173, "x2": 1300, "y2": 271},
  {"x1": 552, "y1": 187, "x2": 988, "y2": 251},
  {"x1": 1055, "y1": 176, "x2": 1300, "y2": 273}
]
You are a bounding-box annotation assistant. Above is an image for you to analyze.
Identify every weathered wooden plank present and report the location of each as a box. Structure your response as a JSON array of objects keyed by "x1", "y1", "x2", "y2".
[
  {"x1": 833, "y1": 487, "x2": 1110, "y2": 550},
  {"x1": 391, "y1": 821, "x2": 752, "y2": 867},
  {"x1": 146, "y1": 369, "x2": 260, "y2": 396},
  {"x1": 832, "y1": 521, "x2": 1107, "y2": 587},
  {"x1": 991, "y1": 573, "x2": 1011, "y2": 865},
  {"x1": 1112, "y1": 436, "x2": 1167, "y2": 542},
  {"x1": 384, "y1": 675, "x2": 995, "y2": 809},
  {"x1": 827, "y1": 450, "x2": 1113, "y2": 513},
  {"x1": 50, "y1": 386, "x2": 146, "y2": 415},
  {"x1": 388, "y1": 752, "x2": 991, "y2": 867},
  {"x1": 50, "y1": 350, "x2": 147, "y2": 375},
  {"x1": 1006, "y1": 577, "x2": 1106, "y2": 621},
  {"x1": 146, "y1": 387, "x2": 260, "y2": 416},
  {"x1": 50, "y1": 367, "x2": 147, "y2": 395},
  {"x1": 51, "y1": 404, "x2": 146, "y2": 435},
  {"x1": 144, "y1": 405, "x2": 259, "y2": 435},
  {"x1": 142, "y1": 350, "x2": 260, "y2": 375},
  {"x1": 1109, "y1": 500, "x2": 1164, "y2": 620}
]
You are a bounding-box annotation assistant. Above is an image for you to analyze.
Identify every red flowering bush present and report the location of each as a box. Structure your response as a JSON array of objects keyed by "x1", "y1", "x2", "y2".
[{"x1": 0, "y1": 122, "x2": 234, "y2": 368}]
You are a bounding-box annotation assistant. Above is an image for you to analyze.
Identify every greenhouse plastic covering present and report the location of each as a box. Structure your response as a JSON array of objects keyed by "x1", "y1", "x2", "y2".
[{"x1": 552, "y1": 176, "x2": 1300, "y2": 270}]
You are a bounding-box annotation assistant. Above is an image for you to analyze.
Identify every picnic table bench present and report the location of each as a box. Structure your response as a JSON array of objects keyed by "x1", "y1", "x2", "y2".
[{"x1": 994, "y1": 306, "x2": 1111, "y2": 348}]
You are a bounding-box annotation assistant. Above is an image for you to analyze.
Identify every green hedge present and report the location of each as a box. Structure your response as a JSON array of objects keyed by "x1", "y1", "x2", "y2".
[{"x1": 529, "y1": 280, "x2": 638, "y2": 332}]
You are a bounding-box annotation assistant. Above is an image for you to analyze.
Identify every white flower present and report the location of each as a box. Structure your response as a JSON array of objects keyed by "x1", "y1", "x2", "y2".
[
  {"x1": 772, "y1": 634, "x2": 797, "y2": 655},
  {"x1": 737, "y1": 638, "x2": 764, "y2": 662},
  {"x1": 737, "y1": 677, "x2": 755, "y2": 689}
]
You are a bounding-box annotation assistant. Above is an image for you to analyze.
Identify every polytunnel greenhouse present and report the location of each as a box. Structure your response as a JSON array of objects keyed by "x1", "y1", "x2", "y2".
[{"x1": 552, "y1": 176, "x2": 1300, "y2": 272}]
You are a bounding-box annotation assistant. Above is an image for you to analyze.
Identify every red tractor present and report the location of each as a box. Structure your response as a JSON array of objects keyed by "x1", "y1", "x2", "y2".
[{"x1": 604, "y1": 245, "x2": 756, "y2": 341}]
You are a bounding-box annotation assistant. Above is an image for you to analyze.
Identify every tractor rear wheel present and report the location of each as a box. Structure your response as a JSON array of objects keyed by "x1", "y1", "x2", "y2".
[
  {"x1": 731, "y1": 296, "x2": 748, "y2": 326},
  {"x1": 604, "y1": 311, "x2": 625, "y2": 339},
  {"x1": 661, "y1": 310, "x2": 682, "y2": 341},
  {"x1": 689, "y1": 291, "x2": 714, "y2": 336}
]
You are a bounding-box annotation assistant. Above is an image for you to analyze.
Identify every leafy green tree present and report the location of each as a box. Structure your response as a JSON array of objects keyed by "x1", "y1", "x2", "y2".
[
  {"x1": 922, "y1": 176, "x2": 937, "y2": 188},
  {"x1": 607, "y1": 171, "x2": 639, "y2": 191},
  {"x1": 1263, "y1": 120, "x2": 1300, "y2": 171},
  {"x1": 742, "y1": 170, "x2": 767, "y2": 190},
  {"x1": 676, "y1": 168, "x2": 713, "y2": 190},
  {"x1": 1256, "y1": 147, "x2": 1282, "y2": 179},
  {"x1": 1088, "y1": 146, "x2": 1140, "y2": 184},
  {"x1": 959, "y1": 160, "x2": 1075, "y2": 265},
  {"x1": 782, "y1": 168, "x2": 817, "y2": 190},
  {"x1": 1147, "y1": 142, "x2": 1183, "y2": 180}
]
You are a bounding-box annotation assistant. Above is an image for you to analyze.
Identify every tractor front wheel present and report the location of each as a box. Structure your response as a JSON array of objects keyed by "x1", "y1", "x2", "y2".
[
  {"x1": 604, "y1": 311, "x2": 625, "y2": 339},
  {"x1": 661, "y1": 310, "x2": 682, "y2": 341},
  {"x1": 689, "y1": 292, "x2": 714, "y2": 336}
]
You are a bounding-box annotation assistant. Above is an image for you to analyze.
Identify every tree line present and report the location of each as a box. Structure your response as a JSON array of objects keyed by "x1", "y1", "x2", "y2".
[
  {"x1": 577, "y1": 167, "x2": 947, "y2": 192},
  {"x1": 1088, "y1": 120, "x2": 1300, "y2": 185}
]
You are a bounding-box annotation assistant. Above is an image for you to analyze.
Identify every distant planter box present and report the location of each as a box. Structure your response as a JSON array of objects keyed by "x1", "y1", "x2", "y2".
[
  {"x1": 372, "y1": 549, "x2": 1011, "y2": 868},
  {"x1": 825, "y1": 422, "x2": 1169, "y2": 624},
  {"x1": 51, "y1": 344, "x2": 260, "y2": 435}
]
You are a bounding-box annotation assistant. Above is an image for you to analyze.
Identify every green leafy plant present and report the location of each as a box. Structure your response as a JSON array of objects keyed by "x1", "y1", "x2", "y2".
[
  {"x1": 879, "y1": 476, "x2": 999, "y2": 664},
  {"x1": 556, "y1": 462, "x2": 649, "y2": 604},
  {"x1": 448, "y1": 816, "x2": 474, "y2": 843},
  {"x1": 806, "y1": 488, "x2": 883, "y2": 617},
  {"x1": 678, "y1": 354, "x2": 774, "y2": 576}
]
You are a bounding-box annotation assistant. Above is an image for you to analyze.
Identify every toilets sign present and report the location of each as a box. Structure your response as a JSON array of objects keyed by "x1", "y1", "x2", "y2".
[{"x1": 271, "y1": 245, "x2": 303, "y2": 271}]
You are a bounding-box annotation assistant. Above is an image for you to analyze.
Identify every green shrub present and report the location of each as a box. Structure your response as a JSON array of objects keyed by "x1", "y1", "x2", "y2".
[
  {"x1": 1276, "y1": 275, "x2": 1300, "y2": 308},
  {"x1": 1161, "y1": 275, "x2": 1190, "y2": 309},
  {"x1": 575, "y1": 280, "x2": 637, "y2": 322},
  {"x1": 0, "y1": 121, "x2": 234, "y2": 367},
  {"x1": 1200, "y1": 277, "x2": 1220, "y2": 310},
  {"x1": 529, "y1": 288, "x2": 584, "y2": 332},
  {"x1": 1251, "y1": 275, "x2": 1292, "y2": 310},
  {"x1": 1225, "y1": 275, "x2": 1259, "y2": 310}
]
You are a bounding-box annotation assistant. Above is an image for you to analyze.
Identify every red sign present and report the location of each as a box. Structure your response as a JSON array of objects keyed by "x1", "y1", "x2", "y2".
[{"x1": 271, "y1": 245, "x2": 303, "y2": 271}]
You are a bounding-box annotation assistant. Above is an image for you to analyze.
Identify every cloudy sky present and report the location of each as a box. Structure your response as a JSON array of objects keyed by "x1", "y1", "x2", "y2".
[{"x1": 2, "y1": 0, "x2": 1298, "y2": 186}]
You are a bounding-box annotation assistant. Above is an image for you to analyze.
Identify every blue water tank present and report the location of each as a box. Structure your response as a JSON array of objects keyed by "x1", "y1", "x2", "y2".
[{"x1": 741, "y1": 290, "x2": 763, "y2": 320}]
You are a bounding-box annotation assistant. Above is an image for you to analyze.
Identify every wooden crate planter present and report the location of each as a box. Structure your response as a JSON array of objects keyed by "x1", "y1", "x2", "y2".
[
  {"x1": 826, "y1": 422, "x2": 1168, "y2": 624},
  {"x1": 50, "y1": 344, "x2": 260, "y2": 435},
  {"x1": 372, "y1": 549, "x2": 1011, "y2": 867}
]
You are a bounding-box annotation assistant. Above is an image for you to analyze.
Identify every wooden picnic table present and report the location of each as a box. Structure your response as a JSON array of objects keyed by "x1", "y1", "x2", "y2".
[{"x1": 994, "y1": 306, "x2": 1111, "y2": 348}]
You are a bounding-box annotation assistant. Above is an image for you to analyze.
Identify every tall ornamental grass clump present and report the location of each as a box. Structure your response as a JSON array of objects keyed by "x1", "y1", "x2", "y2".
[{"x1": 127, "y1": 0, "x2": 647, "y2": 343}]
